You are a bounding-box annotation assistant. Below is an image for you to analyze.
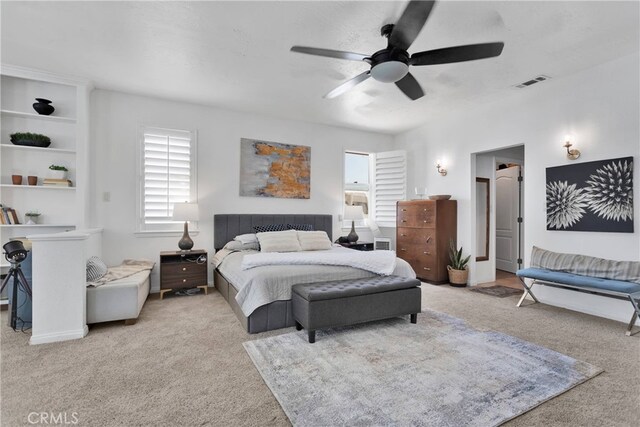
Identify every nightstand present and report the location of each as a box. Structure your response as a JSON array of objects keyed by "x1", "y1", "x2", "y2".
[
  {"x1": 159, "y1": 250, "x2": 208, "y2": 300},
  {"x1": 339, "y1": 241, "x2": 374, "y2": 251}
]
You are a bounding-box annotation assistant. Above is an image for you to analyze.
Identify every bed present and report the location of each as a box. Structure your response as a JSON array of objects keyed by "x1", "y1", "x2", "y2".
[{"x1": 213, "y1": 214, "x2": 416, "y2": 333}]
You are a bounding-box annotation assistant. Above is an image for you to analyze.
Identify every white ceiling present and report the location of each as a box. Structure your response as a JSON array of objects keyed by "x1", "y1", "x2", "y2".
[{"x1": 1, "y1": 1, "x2": 638, "y2": 135}]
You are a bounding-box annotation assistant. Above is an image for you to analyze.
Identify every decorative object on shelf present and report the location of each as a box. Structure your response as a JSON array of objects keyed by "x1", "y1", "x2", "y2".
[
  {"x1": 344, "y1": 205, "x2": 364, "y2": 243},
  {"x1": 42, "y1": 178, "x2": 72, "y2": 187},
  {"x1": 10, "y1": 132, "x2": 51, "y2": 148},
  {"x1": 27, "y1": 176, "x2": 37, "y2": 186},
  {"x1": 240, "y1": 138, "x2": 311, "y2": 199},
  {"x1": 48, "y1": 164, "x2": 68, "y2": 180},
  {"x1": 447, "y1": 239, "x2": 470, "y2": 287},
  {"x1": 436, "y1": 160, "x2": 447, "y2": 176},
  {"x1": 32, "y1": 98, "x2": 55, "y2": 115},
  {"x1": 414, "y1": 187, "x2": 427, "y2": 199},
  {"x1": 11, "y1": 175, "x2": 22, "y2": 185},
  {"x1": 172, "y1": 202, "x2": 199, "y2": 251},
  {"x1": 563, "y1": 135, "x2": 580, "y2": 160},
  {"x1": 546, "y1": 156, "x2": 633, "y2": 233},
  {"x1": 0, "y1": 205, "x2": 20, "y2": 224},
  {"x1": 428, "y1": 194, "x2": 452, "y2": 200},
  {"x1": 24, "y1": 211, "x2": 41, "y2": 225}
]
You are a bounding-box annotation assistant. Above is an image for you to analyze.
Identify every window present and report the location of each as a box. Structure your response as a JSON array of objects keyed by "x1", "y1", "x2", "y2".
[
  {"x1": 138, "y1": 126, "x2": 197, "y2": 232},
  {"x1": 344, "y1": 151, "x2": 370, "y2": 225}
]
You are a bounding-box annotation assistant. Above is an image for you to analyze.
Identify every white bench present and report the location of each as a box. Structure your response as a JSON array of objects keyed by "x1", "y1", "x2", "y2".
[{"x1": 86, "y1": 270, "x2": 151, "y2": 325}]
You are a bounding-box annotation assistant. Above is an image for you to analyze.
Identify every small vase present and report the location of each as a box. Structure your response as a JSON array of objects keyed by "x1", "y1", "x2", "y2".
[
  {"x1": 26, "y1": 218, "x2": 36, "y2": 225},
  {"x1": 11, "y1": 175, "x2": 22, "y2": 185},
  {"x1": 28, "y1": 176, "x2": 38, "y2": 186},
  {"x1": 33, "y1": 98, "x2": 55, "y2": 116},
  {"x1": 49, "y1": 170, "x2": 67, "y2": 180}
]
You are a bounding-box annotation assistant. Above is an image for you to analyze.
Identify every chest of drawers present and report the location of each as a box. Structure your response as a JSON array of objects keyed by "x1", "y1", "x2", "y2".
[{"x1": 396, "y1": 200, "x2": 457, "y2": 283}]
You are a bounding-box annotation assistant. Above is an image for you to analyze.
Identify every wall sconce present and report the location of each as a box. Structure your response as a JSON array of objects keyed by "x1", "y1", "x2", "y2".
[
  {"x1": 563, "y1": 135, "x2": 580, "y2": 160},
  {"x1": 436, "y1": 161, "x2": 447, "y2": 176}
]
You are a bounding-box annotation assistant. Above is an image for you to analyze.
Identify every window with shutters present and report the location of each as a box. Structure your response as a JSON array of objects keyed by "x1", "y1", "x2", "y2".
[
  {"x1": 371, "y1": 150, "x2": 406, "y2": 227},
  {"x1": 138, "y1": 126, "x2": 197, "y2": 232}
]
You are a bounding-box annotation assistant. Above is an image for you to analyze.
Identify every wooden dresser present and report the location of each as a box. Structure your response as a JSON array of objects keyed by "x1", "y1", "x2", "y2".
[{"x1": 396, "y1": 200, "x2": 457, "y2": 284}]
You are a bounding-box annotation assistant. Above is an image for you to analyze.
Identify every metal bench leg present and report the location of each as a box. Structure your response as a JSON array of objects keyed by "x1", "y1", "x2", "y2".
[
  {"x1": 625, "y1": 296, "x2": 640, "y2": 336},
  {"x1": 516, "y1": 277, "x2": 539, "y2": 307}
]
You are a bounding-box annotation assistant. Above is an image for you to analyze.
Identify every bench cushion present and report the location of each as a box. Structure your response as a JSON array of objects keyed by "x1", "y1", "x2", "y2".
[
  {"x1": 86, "y1": 270, "x2": 151, "y2": 324},
  {"x1": 517, "y1": 268, "x2": 640, "y2": 295},
  {"x1": 292, "y1": 275, "x2": 421, "y2": 302}
]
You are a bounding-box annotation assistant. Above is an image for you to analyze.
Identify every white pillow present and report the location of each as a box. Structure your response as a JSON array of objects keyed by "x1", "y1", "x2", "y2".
[
  {"x1": 224, "y1": 240, "x2": 260, "y2": 251},
  {"x1": 256, "y1": 230, "x2": 302, "y2": 253},
  {"x1": 297, "y1": 230, "x2": 332, "y2": 251},
  {"x1": 234, "y1": 233, "x2": 258, "y2": 244}
]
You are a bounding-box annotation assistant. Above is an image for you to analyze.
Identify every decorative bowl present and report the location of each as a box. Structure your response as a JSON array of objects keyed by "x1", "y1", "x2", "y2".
[
  {"x1": 10, "y1": 138, "x2": 52, "y2": 148},
  {"x1": 428, "y1": 194, "x2": 452, "y2": 200}
]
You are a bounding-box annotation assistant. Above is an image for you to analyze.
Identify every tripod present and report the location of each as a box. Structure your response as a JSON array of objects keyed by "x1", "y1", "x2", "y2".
[{"x1": 0, "y1": 259, "x2": 32, "y2": 330}]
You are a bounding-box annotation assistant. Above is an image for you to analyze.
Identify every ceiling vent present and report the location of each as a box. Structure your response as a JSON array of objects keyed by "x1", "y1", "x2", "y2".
[{"x1": 514, "y1": 75, "x2": 551, "y2": 89}]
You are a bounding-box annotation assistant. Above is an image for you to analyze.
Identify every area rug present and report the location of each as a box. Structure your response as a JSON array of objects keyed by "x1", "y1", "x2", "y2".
[
  {"x1": 470, "y1": 285, "x2": 523, "y2": 298},
  {"x1": 243, "y1": 310, "x2": 602, "y2": 427}
]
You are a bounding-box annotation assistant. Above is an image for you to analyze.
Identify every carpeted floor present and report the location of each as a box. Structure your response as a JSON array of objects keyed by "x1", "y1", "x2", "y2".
[{"x1": 1, "y1": 285, "x2": 639, "y2": 426}]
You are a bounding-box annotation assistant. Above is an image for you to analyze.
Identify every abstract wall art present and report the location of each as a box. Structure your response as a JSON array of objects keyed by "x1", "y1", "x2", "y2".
[
  {"x1": 240, "y1": 138, "x2": 311, "y2": 199},
  {"x1": 546, "y1": 156, "x2": 633, "y2": 232}
]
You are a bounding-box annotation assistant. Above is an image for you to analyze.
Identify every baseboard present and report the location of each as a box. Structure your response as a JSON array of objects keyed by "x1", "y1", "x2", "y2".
[{"x1": 29, "y1": 325, "x2": 89, "y2": 345}]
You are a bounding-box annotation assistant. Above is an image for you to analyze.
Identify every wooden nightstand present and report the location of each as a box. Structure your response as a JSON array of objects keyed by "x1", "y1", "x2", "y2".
[
  {"x1": 159, "y1": 250, "x2": 208, "y2": 300},
  {"x1": 339, "y1": 241, "x2": 374, "y2": 251}
]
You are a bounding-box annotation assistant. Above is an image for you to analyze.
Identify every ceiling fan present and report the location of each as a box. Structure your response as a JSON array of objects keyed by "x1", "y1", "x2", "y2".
[{"x1": 291, "y1": 0, "x2": 504, "y2": 100}]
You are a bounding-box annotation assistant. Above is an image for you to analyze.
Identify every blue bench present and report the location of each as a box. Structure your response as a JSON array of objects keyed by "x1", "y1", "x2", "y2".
[{"x1": 516, "y1": 248, "x2": 640, "y2": 336}]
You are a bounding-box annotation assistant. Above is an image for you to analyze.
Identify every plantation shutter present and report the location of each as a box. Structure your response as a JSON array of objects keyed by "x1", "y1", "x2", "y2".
[
  {"x1": 141, "y1": 127, "x2": 195, "y2": 228},
  {"x1": 372, "y1": 150, "x2": 406, "y2": 227}
]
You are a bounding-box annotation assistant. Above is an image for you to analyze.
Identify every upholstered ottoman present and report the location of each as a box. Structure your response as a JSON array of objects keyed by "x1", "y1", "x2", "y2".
[
  {"x1": 86, "y1": 270, "x2": 151, "y2": 325},
  {"x1": 292, "y1": 275, "x2": 421, "y2": 343}
]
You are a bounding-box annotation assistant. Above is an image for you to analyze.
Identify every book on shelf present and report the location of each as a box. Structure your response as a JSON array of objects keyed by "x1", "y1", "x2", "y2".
[
  {"x1": 1, "y1": 207, "x2": 19, "y2": 224},
  {"x1": 43, "y1": 178, "x2": 73, "y2": 187}
]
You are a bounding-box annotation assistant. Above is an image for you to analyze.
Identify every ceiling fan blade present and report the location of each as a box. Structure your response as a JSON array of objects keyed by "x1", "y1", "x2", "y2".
[
  {"x1": 291, "y1": 46, "x2": 369, "y2": 62},
  {"x1": 324, "y1": 71, "x2": 371, "y2": 99},
  {"x1": 388, "y1": 0, "x2": 436, "y2": 51},
  {"x1": 410, "y1": 42, "x2": 505, "y2": 66},
  {"x1": 395, "y1": 72, "x2": 424, "y2": 100}
]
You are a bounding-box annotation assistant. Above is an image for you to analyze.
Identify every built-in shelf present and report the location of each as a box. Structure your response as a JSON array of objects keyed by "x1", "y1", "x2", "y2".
[
  {"x1": 0, "y1": 184, "x2": 75, "y2": 191},
  {"x1": 0, "y1": 109, "x2": 76, "y2": 123},
  {"x1": 0, "y1": 144, "x2": 76, "y2": 154}
]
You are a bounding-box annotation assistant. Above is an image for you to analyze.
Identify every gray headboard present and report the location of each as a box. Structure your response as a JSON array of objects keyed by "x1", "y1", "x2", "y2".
[{"x1": 214, "y1": 214, "x2": 333, "y2": 250}]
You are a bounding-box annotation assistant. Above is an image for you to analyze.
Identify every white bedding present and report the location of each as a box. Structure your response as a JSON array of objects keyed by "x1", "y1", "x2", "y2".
[{"x1": 217, "y1": 246, "x2": 416, "y2": 316}]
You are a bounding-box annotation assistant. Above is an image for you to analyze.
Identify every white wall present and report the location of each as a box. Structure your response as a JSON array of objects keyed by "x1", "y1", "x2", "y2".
[
  {"x1": 394, "y1": 52, "x2": 640, "y2": 324},
  {"x1": 90, "y1": 90, "x2": 394, "y2": 291}
]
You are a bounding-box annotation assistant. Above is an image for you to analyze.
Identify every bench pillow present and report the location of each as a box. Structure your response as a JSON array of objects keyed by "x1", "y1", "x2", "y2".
[
  {"x1": 86, "y1": 256, "x2": 108, "y2": 282},
  {"x1": 297, "y1": 231, "x2": 331, "y2": 251},
  {"x1": 531, "y1": 246, "x2": 640, "y2": 284},
  {"x1": 256, "y1": 230, "x2": 302, "y2": 253}
]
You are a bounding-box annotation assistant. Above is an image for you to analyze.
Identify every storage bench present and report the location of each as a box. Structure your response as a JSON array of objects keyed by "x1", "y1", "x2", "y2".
[
  {"x1": 292, "y1": 275, "x2": 422, "y2": 343},
  {"x1": 86, "y1": 270, "x2": 151, "y2": 325}
]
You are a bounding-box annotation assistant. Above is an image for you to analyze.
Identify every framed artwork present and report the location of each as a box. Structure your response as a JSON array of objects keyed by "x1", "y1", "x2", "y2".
[
  {"x1": 240, "y1": 138, "x2": 311, "y2": 199},
  {"x1": 546, "y1": 156, "x2": 633, "y2": 232}
]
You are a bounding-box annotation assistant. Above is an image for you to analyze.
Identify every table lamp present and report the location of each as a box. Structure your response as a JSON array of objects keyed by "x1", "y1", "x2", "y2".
[
  {"x1": 344, "y1": 205, "x2": 364, "y2": 243},
  {"x1": 172, "y1": 202, "x2": 199, "y2": 251}
]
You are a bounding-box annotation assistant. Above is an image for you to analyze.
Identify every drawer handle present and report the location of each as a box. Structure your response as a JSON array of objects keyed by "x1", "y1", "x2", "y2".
[
  {"x1": 401, "y1": 208, "x2": 407, "y2": 212},
  {"x1": 400, "y1": 248, "x2": 407, "y2": 252},
  {"x1": 400, "y1": 234, "x2": 406, "y2": 237},
  {"x1": 182, "y1": 267, "x2": 186, "y2": 271},
  {"x1": 182, "y1": 279, "x2": 187, "y2": 283},
  {"x1": 423, "y1": 267, "x2": 431, "y2": 271},
  {"x1": 423, "y1": 251, "x2": 431, "y2": 255},
  {"x1": 401, "y1": 220, "x2": 407, "y2": 223},
  {"x1": 423, "y1": 220, "x2": 427, "y2": 223},
  {"x1": 424, "y1": 209, "x2": 427, "y2": 211},
  {"x1": 426, "y1": 236, "x2": 432, "y2": 243}
]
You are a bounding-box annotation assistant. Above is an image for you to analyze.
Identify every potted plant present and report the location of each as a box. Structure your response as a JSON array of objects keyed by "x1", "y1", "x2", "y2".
[
  {"x1": 49, "y1": 164, "x2": 68, "y2": 180},
  {"x1": 25, "y1": 211, "x2": 41, "y2": 225},
  {"x1": 447, "y1": 239, "x2": 471, "y2": 287},
  {"x1": 10, "y1": 132, "x2": 51, "y2": 148}
]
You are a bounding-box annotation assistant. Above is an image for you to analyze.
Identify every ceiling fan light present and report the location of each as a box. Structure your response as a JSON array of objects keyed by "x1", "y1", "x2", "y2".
[{"x1": 370, "y1": 61, "x2": 409, "y2": 83}]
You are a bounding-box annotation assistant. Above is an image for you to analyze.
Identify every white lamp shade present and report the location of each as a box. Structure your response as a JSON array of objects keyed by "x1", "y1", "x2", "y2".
[
  {"x1": 172, "y1": 203, "x2": 199, "y2": 221},
  {"x1": 344, "y1": 205, "x2": 364, "y2": 221}
]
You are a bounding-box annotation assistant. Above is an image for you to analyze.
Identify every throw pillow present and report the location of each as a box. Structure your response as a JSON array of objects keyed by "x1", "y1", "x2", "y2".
[
  {"x1": 234, "y1": 233, "x2": 258, "y2": 244},
  {"x1": 297, "y1": 231, "x2": 332, "y2": 251},
  {"x1": 288, "y1": 223, "x2": 314, "y2": 231},
  {"x1": 256, "y1": 230, "x2": 302, "y2": 253},
  {"x1": 86, "y1": 256, "x2": 108, "y2": 282},
  {"x1": 224, "y1": 240, "x2": 260, "y2": 251},
  {"x1": 253, "y1": 224, "x2": 289, "y2": 233}
]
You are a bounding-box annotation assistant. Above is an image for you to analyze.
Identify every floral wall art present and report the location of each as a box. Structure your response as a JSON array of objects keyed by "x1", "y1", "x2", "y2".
[
  {"x1": 546, "y1": 156, "x2": 633, "y2": 232},
  {"x1": 239, "y1": 138, "x2": 311, "y2": 199}
]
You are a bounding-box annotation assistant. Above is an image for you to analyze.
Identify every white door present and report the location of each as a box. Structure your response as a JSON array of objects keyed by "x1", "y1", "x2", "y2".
[{"x1": 495, "y1": 165, "x2": 521, "y2": 272}]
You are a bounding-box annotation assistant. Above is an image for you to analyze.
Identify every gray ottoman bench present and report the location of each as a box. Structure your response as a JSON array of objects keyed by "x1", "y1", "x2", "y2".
[{"x1": 292, "y1": 275, "x2": 422, "y2": 343}]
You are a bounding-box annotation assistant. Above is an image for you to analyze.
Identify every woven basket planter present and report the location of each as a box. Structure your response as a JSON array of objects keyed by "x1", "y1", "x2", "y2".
[{"x1": 447, "y1": 265, "x2": 468, "y2": 287}]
